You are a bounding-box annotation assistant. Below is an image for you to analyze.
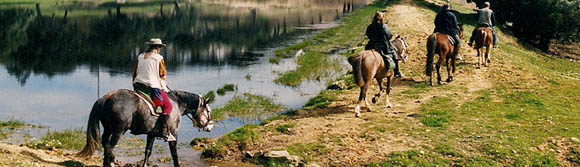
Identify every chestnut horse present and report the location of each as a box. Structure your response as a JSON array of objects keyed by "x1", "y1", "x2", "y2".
[
  {"x1": 472, "y1": 27, "x2": 493, "y2": 68},
  {"x1": 425, "y1": 24, "x2": 464, "y2": 86},
  {"x1": 348, "y1": 50, "x2": 394, "y2": 118}
]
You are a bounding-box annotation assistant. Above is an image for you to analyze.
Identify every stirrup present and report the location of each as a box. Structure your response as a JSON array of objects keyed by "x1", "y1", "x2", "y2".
[{"x1": 165, "y1": 133, "x2": 176, "y2": 142}]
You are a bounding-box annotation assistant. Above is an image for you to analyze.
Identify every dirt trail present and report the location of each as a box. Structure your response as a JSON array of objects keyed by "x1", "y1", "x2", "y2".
[
  {"x1": 0, "y1": 143, "x2": 101, "y2": 167},
  {"x1": 223, "y1": 1, "x2": 498, "y2": 166}
]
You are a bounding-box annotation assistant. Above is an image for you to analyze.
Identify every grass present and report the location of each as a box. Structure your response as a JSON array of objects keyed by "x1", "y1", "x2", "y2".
[
  {"x1": 216, "y1": 84, "x2": 237, "y2": 96},
  {"x1": 211, "y1": 93, "x2": 285, "y2": 121},
  {"x1": 201, "y1": 124, "x2": 259, "y2": 159},
  {"x1": 275, "y1": 124, "x2": 295, "y2": 134},
  {"x1": 302, "y1": 90, "x2": 339, "y2": 110},
  {"x1": 419, "y1": 96, "x2": 455, "y2": 128},
  {"x1": 25, "y1": 128, "x2": 85, "y2": 150},
  {"x1": 286, "y1": 143, "x2": 328, "y2": 162},
  {"x1": 0, "y1": 119, "x2": 28, "y2": 129},
  {"x1": 203, "y1": 91, "x2": 215, "y2": 104}
]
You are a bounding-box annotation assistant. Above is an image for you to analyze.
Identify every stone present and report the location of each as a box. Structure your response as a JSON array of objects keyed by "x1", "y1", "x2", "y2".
[
  {"x1": 305, "y1": 163, "x2": 321, "y2": 167},
  {"x1": 263, "y1": 150, "x2": 300, "y2": 166},
  {"x1": 571, "y1": 137, "x2": 580, "y2": 143},
  {"x1": 327, "y1": 80, "x2": 347, "y2": 90}
]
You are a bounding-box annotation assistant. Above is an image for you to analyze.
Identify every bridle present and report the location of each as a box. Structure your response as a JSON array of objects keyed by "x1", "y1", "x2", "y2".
[{"x1": 186, "y1": 96, "x2": 211, "y2": 129}]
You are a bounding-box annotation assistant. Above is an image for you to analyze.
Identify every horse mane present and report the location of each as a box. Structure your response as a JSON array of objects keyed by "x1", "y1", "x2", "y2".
[{"x1": 169, "y1": 90, "x2": 201, "y2": 111}]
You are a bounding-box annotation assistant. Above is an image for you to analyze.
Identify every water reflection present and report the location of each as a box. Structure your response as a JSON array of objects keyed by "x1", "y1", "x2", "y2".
[{"x1": 1, "y1": 0, "x2": 369, "y2": 85}]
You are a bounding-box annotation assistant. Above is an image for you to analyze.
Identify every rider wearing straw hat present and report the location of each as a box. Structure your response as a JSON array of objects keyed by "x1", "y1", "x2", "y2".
[{"x1": 132, "y1": 38, "x2": 175, "y2": 142}]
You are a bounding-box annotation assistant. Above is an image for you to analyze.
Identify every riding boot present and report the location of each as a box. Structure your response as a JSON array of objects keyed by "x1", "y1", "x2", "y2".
[
  {"x1": 391, "y1": 53, "x2": 403, "y2": 78},
  {"x1": 154, "y1": 115, "x2": 176, "y2": 142}
]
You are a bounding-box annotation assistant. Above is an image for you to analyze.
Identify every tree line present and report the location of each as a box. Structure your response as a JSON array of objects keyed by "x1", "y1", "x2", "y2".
[{"x1": 468, "y1": 0, "x2": 580, "y2": 51}]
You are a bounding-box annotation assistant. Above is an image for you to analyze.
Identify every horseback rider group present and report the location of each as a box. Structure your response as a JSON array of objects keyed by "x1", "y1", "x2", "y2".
[{"x1": 366, "y1": 3, "x2": 496, "y2": 79}]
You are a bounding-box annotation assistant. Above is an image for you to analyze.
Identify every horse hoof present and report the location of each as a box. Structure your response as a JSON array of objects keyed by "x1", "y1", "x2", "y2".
[
  {"x1": 355, "y1": 113, "x2": 361, "y2": 117},
  {"x1": 446, "y1": 78, "x2": 453, "y2": 83},
  {"x1": 367, "y1": 108, "x2": 372, "y2": 112},
  {"x1": 372, "y1": 97, "x2": 377, "y2": 104},
  {"x1": 386, "y1": 104, "x2": 392, "y2": 108},
  {"x1": 437, "y1": 81, "x2": 443, "y2": 85}
]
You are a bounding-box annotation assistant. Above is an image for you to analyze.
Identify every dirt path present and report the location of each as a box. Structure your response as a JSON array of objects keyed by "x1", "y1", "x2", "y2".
[
  {"x1": 0, "y1": 143, "x2": 101, "y2": 167},
  {"x1": 213, "y1": 1, "x2": 498, "y2": 166}
]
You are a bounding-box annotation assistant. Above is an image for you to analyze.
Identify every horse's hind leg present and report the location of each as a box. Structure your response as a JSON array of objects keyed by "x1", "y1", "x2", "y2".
[
  {"x1": 476, "y1": 49, "x2": 481, "y2": 69},
  {"x1": 485, "y1": 46, "x2": 491, "y2": 66},
  {"x1": 436, "y1": 59, "x2": 443, "y2": 85},
  {"x1": 102, "y1": 129, "x2": 113, "y2": 167},
  {"x1": 142, "y1": 135, "x2": 155, "y2": 167},
  {"x1": 104, "y1": 131, "x2": 123, "y2": 167},
  {"x1": 355, "y1": 86, "x2": 365, "y2": 117},
  {"x1": 446, "y1": 58, "x2": 453, "y2": 83},
  {"x1": 385, "y1": 75, "x2": 393, "y2": 108}
]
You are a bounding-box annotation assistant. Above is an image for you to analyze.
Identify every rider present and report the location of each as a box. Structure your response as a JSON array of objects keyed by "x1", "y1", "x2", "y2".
[
  {"x1": 365, "y1": 12, "x2": 403, "y2": 78},
  {"x1": 434, "y1": 4, "x2": 461, "y2": 59},
  {"x1": 132, "y1": 38, "x2": 175, "y2": 142},
  {"x1": 468, "y1": 2, "x2": 497, "y2": 48}
]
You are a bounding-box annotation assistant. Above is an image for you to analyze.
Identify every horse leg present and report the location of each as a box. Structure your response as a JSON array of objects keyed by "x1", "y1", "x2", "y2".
[
  {"x1": 477, "y1": 49, "x2": 481, "y2": 69},
  {"x1": 446, "y1": 58, "x2": 453, "y2": 83},
  {"x1": 102, "y1": 129, "x2": 113, "y2": 167},
  {"x1": 485, "y1": 46, "x2": 491, "y2": 66},
  {"x1": 169, "y1": 139, "x2": 180, "y2": 167},
  {"x1": 372, "y1": 78, "x2": 383, "y2": 104},
  {"x1": 104, "y1": 132, "x2": 123, "y2": 167},
  {"x1": 436, "y1": 59, "x2": 442, "y2": 85},
  {"x1": 385, "y1": 75, "x2": 393, "y2": 108},
  {"x1": 142, "y1": 135, "x2": 155, "y2": 167},
  {"x1": 355, "y1": 86, "x2": 364, "y2": 117},
  {"x1": 364, "y1": 81, "x2": 372, "y2": 112}
]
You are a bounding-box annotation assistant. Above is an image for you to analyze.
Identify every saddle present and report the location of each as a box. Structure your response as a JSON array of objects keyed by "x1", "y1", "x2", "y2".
[
  {"x1": 370, "y1": 50, "x2": 395, "y2": 70},
  {"x1": 134, "y1": 91, "x2": 161, "y2": 116},
  {"x1": 434, "y1": 32, "x2": 455, "y2": 46}
]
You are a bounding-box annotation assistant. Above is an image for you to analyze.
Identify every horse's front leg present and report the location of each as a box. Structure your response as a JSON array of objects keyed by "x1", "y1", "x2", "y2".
[
  {"x1": 372, "y1": 78, "x2": 383, "y2": 104},
  {"x1": 142, "y1": 135, "x2": 155, "y2": 167},
  {"x1": 169, "y1": 138, "x2": 180, "y2": 167}
]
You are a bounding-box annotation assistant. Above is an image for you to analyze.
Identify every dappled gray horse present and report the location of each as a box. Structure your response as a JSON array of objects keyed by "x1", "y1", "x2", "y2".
[{"x1": 77, "y1": 89, "x2": 214, "y2": 167}]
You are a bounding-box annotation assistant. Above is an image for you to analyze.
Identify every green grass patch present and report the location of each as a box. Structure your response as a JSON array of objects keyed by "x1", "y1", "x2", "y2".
[
  {"x1": 0, "y1": 119, "x2": 28, "y2": 129},
  {"x1": 286, "y1": 143, "x2": 328, "y2": 162},
  {"x1": 275, "y1": 124, "x2": 295, "y2": 134},
  {"x1": 419, "y1": 96, "x2": 455, "y2": 128},
  {"x1": 302, "y1": 91, "x2": 339, "y2": 110},
  {"x1": 26, "y1": 128, "x2": 85, "y2": 150},
  {"x1": 212, "y1": 93, "x2": 285, "y2": 121},
  {"x1": 368, "y1": 150, "x2": 450, "y2": 167},
  {"x1": 201, "y1": 124, "x2": 259, "y2": 159},
  {"x1": 202, "y1": 91, "x2": 215, "y2": 104}
]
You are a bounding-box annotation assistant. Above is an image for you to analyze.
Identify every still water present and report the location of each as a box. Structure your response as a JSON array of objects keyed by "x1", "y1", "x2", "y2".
[{"x1": 0, "y1": 0, "x2": 371, "y2": 166}]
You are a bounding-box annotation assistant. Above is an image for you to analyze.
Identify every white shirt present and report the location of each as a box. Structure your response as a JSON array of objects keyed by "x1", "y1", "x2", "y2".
[{"x1": 133, "y1": 53, "x2": 167, "y2": 90}]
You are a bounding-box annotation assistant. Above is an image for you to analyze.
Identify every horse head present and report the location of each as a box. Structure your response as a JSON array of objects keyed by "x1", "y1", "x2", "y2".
[
  {"x1": 174, "y1": 91, "x2": 214, "y2": 132},
  {"x1": 394, "y1": 35, "x2": 409, "y2": 63}
]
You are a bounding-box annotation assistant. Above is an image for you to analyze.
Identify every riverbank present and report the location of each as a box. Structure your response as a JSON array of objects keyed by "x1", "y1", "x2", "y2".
[{"x1": 199, "y1": 0, "x2": 580, "y2": 166}]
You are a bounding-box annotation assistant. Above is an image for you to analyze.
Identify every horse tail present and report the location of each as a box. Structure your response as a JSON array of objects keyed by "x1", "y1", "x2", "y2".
[
  {"x1": 348, "y1": 54, "x2": 365, "y2": 87},
  {"x1": 426, "y1": 35, "x2": 437, "y2": 76},
  {"x1": 77, "y1": 97, "x2": 104, "y2": 157},
  {"x1": 481, "y1": 29, "x2": 488, "y2": 46}
]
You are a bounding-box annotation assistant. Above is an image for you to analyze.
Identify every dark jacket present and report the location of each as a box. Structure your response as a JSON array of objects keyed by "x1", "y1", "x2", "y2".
[
  {"x1": 434, "y1": 9, "x2": 459, "y2": 35},
  {"x1": 365, "y1": 23, "x2": 394, "y2": 54}
]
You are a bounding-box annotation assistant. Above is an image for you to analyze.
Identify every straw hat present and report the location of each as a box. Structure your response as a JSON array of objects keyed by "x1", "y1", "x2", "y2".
[{"x1": 145, "y1": 38, "x2": 166, "y2": 46}]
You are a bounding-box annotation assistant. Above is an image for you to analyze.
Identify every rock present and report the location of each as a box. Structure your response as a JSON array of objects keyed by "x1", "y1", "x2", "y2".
[
  {"x1": 327, "y1": 80, "x2": 347, "y2": 90},
  {"x1": 245, "y1": 151, "x2": 254, "y2": 158},
  {"x1": 305, "y1": 163, "x2": 321, "y2": 167},
  {"x1": 263, "y1": 150, "x2": 300, "y2": 166},
  {"x1": 571, "y1": 137, "x2": 580, "y2": 143},
  {"x1": 295, "y1": 49, "x2": 304, "y2": 57}
]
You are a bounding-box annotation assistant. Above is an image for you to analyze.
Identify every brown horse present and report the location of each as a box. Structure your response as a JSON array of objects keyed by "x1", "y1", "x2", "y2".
[
  {"x1": 472, "y1": 27, "x2": 493, "y2": 68},
  {"x1": 425, "y1": 24, "x2": 464, "y2": 86},
  {"x1": 348, "y1": 50, "x2": 394, "y2": 118}
]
